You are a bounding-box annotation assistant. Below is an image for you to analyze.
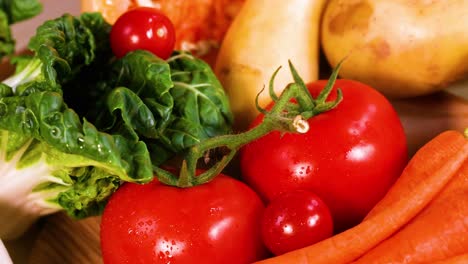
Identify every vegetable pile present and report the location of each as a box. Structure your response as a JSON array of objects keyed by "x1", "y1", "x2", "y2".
[
  {"x1": 0, "y1": 11, "x2": 232, "y2": 239},
  {"x1": 1, "y1": 1, "x2": 468, "y2": 264},
  {"x1": 255, "y1": 130, "x2": 468, "y2": 264}
]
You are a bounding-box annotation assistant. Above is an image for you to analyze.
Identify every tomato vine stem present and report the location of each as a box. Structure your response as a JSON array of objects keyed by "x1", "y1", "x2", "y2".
[{"x1": 156, "y1": 61, "x2": 344, "y2": 187}]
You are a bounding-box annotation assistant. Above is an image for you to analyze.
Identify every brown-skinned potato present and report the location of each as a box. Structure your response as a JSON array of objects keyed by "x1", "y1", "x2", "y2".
[
  {"x1": 215, "y1": 0, "x2": 327, "y2": 131},
  {"x1": 321, "y1": 0, "x2": 468, "y2": 98}
]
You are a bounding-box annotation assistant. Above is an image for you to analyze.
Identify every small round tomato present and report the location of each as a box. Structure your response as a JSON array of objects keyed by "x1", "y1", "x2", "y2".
[
  {"x1": 100, "y1": 174, "x2": 268, "y2": 264},
  {"x1": 110, "y1": 7, "x2": 176, "y2": 59},
  {"x1": 261, "y1": 190, "x2": 333, "y2": 256},
  {"x1": 240, "y1": 79, "x2": 408, "y2": 232}
]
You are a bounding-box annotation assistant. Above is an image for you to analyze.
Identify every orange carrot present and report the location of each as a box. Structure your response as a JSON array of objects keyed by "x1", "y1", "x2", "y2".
[
  {"x1": 353, "y1": 160, "x2": 468, "y2": 263},
  {"x1": 254, "y1": 130, "x2": 468, "y2": 264},
  {"x1": 433, "y1": 253, "x2": 468, "y2": 264},
  {"x1": 364, "y1": 130, "x2": 468, "y2": 220}
]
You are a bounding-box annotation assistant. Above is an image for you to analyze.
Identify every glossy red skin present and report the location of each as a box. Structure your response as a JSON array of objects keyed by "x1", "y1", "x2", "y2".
[
  {"x1": 261, "y1": 190, "x2": 333, "y2": 256},
  {"x1": 110, "y1": 7, "x2": 176, "y2": 59},
  {"x1": 100, "y1": 175, "x2": 267, "y2": 264},
  {"x1": 240, "y1": 79, "x2": 408, "y2": 232}
]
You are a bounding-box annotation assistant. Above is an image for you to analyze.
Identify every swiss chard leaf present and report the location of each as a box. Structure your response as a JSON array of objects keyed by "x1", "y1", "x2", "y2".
[
  {"x1": 27, "y1": 13, "x2": 107, "y2": 86},
  {"x1": 0, "y1": 0, "x2": 42, "y2": 24},
  {"x1": 0, "y1": 0, "x2": 42, "y2": 59},
  {"x1": 0, "y1": 90, "x2": 153, "y2": 182},
  {"x1": 0, "y1": 10, "x2": 13, "y2": 58},
  {"x1": 100, "y1": 49, "x2": 174, "y2": 134},
  {"x1": 93, "y1": 50, "x2": 233, "y2": 165},
  {"x1": 168, "y1": 51, "x2": 233, "y2": 139}
]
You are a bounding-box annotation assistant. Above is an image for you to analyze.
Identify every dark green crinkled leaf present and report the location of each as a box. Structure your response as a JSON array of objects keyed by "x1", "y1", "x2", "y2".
[
  {"x1": 56, "y1": 166, "x2": 121, "y2": 219},
  {"x1": 28, "y1": 13, "x2": 100, "y2": 86},
  {"x1": 0, "y1": 0, "x2": 42, "y2": 59},
  {"x1": 107, "y1": 50, "x2": 174, "y2": 124},
  {"x1": 92, "y1": 50, "x2": 233, "y2": 165},
  {"x1": 0, "y1": 90, "x2": 153, "y2": 182},
  {"x1": 0, "y1": 10, "x2": 14, "y2": 58},
  {"x1": 0, "y1": 12, "x2": 156, "y2": 219},
  {"x1": 0, "y1": 83, "x2": 12, "y2": 96},
  {"x1": 167, "y1": 51, "x2": 233, "y2": 142},
  {"x1": 94, "y1": 50, "x2": 174, "y2": 140},
  {"x1": 102, "y1": 87, "x2": 160, "y2": 141},
  {"x1": 78, "y1": 12, "x2": 112, "y2": 59},
  {"x1": 0, "y1": 0, "x2": 42, "y2": 24}
]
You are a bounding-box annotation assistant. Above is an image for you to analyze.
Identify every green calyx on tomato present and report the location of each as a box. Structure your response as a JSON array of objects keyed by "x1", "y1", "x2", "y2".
[{"x1": 155, "y1": 61, "x2": 344, "y2": 188}]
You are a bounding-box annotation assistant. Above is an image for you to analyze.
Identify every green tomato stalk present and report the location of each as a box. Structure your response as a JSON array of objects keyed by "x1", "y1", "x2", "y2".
[{"x1": 155, "y1": 61, "x2": 344, "y2": 188}]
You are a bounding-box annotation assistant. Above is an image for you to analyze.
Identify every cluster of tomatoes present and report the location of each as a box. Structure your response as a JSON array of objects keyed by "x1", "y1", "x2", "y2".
[{"x1": 100, "y1": 7, "x2": 408, "y2": 263}]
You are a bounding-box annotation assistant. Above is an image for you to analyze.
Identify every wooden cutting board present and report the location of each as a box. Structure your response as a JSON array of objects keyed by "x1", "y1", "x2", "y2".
[
  {"x1": 20, "y1": 91, "x2": 468, "y2": 263},
  {"x1": 28, "y1": 214, "x2": 102, "y2": 264}
]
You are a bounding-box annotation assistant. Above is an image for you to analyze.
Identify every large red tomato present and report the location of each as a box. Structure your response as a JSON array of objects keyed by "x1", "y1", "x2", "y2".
[
  {"x1": 240, "y1": 79, "x2": 408, "y2": 232},
  {"x1": 100, "y1": 174, "x2": 267, "y2": 263}
]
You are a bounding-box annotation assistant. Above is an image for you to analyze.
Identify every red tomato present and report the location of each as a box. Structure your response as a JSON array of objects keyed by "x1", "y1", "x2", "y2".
[
  {"x1": 261, "y1": 190, "x2": 333, "y2": 256},
  {"x1": 110, "y1": 7, "x2": 176, "y2": 59},
  {"x1": 83, "y1": 0, "x2": 245, "y2": 62},
  {"x1": 100, "y1": 174, "x2": 268, "y2": 264},
  {"x1": 240, "y1": 80, "x2": 408, "y2": 232}
]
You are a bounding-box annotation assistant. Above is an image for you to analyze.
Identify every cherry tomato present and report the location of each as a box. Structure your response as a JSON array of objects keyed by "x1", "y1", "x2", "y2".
[
  {"x1": 240, "y1": 79, "x2": 408, "y2": 232},
  {"x1": 261, "y1": 190, "x2": 333, "y2": 256},
  {"x1": 100, "y1": 174, "x2": 268, "y2": 264},
  {"x1": 110, "y1": 7, "x2": 176, "y2": 59},
  {"x1": 83, "y1": 0, "x2": 245, "y2": 65}
]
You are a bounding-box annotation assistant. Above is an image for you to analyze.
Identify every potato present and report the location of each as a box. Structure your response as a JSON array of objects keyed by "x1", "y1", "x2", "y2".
[
  {"x1": 215, "y1": 0, "x2": 327, "y2": 131},
  {"x1": 321, "y1": 0, "x2": 468, "y2": 98}
]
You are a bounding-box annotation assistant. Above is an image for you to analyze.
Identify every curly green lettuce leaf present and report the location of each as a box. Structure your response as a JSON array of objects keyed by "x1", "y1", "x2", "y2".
[
  {"x1": 0, "y1": 12, "x2": 151, "y2": 239},
  {"x1": 0, "y1": 88, "x2": 153, "y2": 239},
  {"x1": 96, "y1": 49, "x2": 174, "y2": 135},
  {"x1": 168, "y1": 51, "x2": 233, "y2": 141},
  {"x1": 92, "y1": 50, "x2": 233, "y2": 165},
  {"x1": 27, "y1": 12, "x2": 110, "y2": 87},
  {"x1": 0, "y1": 90, "x2": 153, "y2": 182},
  {"x1": 0, "y1": 0, "x2": 42, "y2": 59},
  {"x1": 2, "y1": 12, "x2": 113, "y2": 94},
  {"x1": 0, "y1": 10, "x2": 13, "y2": 57},
  {"x1": 0, "y1": 0, "x2": 42, "y2": 24}
]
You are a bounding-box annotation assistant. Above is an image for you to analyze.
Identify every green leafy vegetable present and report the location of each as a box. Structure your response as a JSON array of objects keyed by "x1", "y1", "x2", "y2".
[
  {"x1": 0, "y1": 12, "x2": 152, "y2": 239},
  {"x1": 0, "y1": 0, "x2": 42, "y2": 23},
  {"x1": 0, "y1": 12, "x2": 233, "y2": 239},
  {"x1": 90, "y1": 50, "x2": 233, "y2": 165},
  {"x1": 168, "y1": 51, "x2": 233, "y2": 141},
  {"x1": 0, "y1": 0, "x2": 42, "y2": 59}
]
